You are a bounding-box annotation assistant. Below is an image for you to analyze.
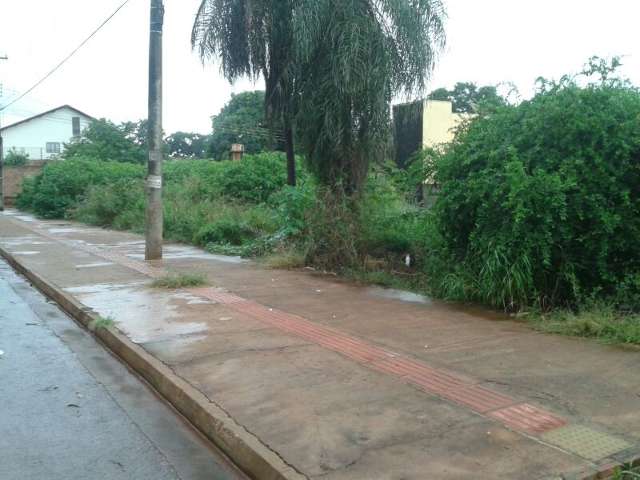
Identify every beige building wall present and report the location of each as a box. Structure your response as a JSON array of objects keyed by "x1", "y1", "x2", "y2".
[{"x1": 422, "y1": 100, "x2": 468, "y2": 149}]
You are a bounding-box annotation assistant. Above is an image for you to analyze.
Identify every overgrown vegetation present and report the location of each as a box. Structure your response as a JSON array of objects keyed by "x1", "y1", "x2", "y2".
[
  {"x1": 16, "y1": 152, "x2": 417, "y2": 276},
  {"x1": 193, "y1": 0, "x2": 446, "y2": 195},
  {"x1": 613, "y1": 464, "x2": 640, "y2": 480},
  {"x1": 16, "y1": 158, "x2": 144, "y2": 219},
  {"x1": 426, "y1": 59, "x2": 640, "y2": 313},
  {"x1": 530, "y1": 304, "x2": 640, "y2": 345},
  {"x1": 152, "y1": 272, "x2": 209, "y2": 289},
  {"x1": 16, "y1": 59, "x2": 640, "y2": 346},
  {"x1": 89, "y1": 316, "x2": 115, "y2": 331},
  {"x1": 4, "y1": 148, "x2": 30, "y2": 166}
]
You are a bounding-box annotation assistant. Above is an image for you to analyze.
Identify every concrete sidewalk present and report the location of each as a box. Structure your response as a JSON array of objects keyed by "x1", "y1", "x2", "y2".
[
  {"x1": 1, "y1": 209, "x2": 638, "y2": 479},
  {"x1": 0, "y1": 259, "x2": 244, "y2": 480}
]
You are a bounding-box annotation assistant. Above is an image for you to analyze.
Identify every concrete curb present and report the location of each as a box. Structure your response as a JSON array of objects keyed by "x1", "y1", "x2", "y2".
[{"x1": 0, "y1": 247, "x2": 307, "y2": 480}]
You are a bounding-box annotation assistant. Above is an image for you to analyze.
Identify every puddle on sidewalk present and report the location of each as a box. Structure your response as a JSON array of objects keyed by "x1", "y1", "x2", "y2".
[
  {"x1": 366, "y1": 286, "x2": 432, "y2": 305},
  {"x1": 122, "y1": 243, "x2": 247, "y2": 264},
  {"x1": 1, "y1": 210, "x2": 37, "y2": 222},
  {"x1": 75, "y1": 262, "x2": 116, "y2": 269},
  {"x1": 0, "y1": 235, "x2": 52, "y2": 248},
  {"x1": 65, "y1": 282, "x2": 210, "y2": 344}
]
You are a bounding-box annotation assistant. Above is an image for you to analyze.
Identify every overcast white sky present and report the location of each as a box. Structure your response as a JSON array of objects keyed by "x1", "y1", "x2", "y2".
[{"x1": 0, "y1": 0, "x2": 638, "y2": 134}]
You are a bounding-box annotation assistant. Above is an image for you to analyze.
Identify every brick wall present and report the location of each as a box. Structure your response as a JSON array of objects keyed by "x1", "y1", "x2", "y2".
[{"x1": 2, "y1": 161, "x2": 46, "y2": 206}]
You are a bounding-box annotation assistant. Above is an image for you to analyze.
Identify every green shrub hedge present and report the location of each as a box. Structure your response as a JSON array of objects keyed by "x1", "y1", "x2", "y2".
[
  {"x1": 428, "y1": 76, "x2": 640, "y2": 310},
  {"x1": 17, "y1": 158, "x2": 144, "y2": 218}
]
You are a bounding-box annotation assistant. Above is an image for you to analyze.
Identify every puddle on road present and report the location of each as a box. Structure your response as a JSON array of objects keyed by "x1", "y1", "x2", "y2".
[
  {"x1": 66, "y1": 282, "x2": 210, "y2": 344},
  {"x1": 366, "y1": 286, "x2": 432, "y2": 305}
]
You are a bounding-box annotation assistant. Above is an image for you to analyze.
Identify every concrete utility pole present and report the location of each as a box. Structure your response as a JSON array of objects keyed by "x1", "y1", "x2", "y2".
[
  {"x1": 145, "y1": 0, "x2": 164, "y2": 260},
  {"x1": 0, "y1": 54, "x2": 9, "y2": 212}
]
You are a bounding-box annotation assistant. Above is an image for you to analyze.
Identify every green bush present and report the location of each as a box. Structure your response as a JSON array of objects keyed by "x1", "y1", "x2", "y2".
[
  {"x1": 268, "y1": 181, "x2": 316, "y2": 237},
  {"x1": 4, "y1": 148, "x2": 29, "y2": 166},
  {"x1": 163, "y1": 153, "x2": 290, "y2": 203},
  {"x1": 428, "y1": 68, "x2": 640, "y2": 310},
  {"x1": 208, "y1": 153, "x2": 289, "y2": 203},
  {"x1": 195, "y1": 218, "x2": 256, "y2": 246},
  {"x1": 360, "y1": 172, "x2": 423, "y2": 257},
  {"x1": 73, "y1": 178, "x2": 145, "y2": 229},
  {"x1": 17, "y1": 158, "x2": 143, "y2": 219},
  {"x1": 63, "y1": 119, "x2": 146, "y2": 163}
]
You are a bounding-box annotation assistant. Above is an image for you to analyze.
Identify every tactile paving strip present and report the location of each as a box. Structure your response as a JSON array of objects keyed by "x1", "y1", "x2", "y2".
[
  {"x1": 541, "y1": 425, "x2": 631, "y2": 461},
  {"x1": 8, "y1": 218, "x2": 569, "y2": 437},
  {"x1": 489, "y1": 403, "x2": 567, "y2": 435},
  {"x1": 190, "y1": 287, "x2": 568, "y2": 434}
]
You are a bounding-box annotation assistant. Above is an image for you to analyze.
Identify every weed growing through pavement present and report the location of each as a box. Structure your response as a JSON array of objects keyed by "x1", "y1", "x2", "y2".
[
  {"x1": 612, "y1": 464, "x2": 640, "y2": 479},
  {"x1": 152, "y1": 272, "x2": 208, "y2": 289},
  {"x1": 89, "y1": 316, "x2": 115, "y2": 331}
]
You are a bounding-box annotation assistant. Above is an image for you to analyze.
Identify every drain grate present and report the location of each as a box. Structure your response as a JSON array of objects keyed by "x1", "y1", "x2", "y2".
[{"x1": 541, "y1": 425, "x2": 631, "y2": 461}]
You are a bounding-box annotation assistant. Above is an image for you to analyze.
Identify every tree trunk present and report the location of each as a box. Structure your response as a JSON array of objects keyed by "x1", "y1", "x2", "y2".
[{"x1": 285, "y1": 120, "x2": 296, "y2": 187}]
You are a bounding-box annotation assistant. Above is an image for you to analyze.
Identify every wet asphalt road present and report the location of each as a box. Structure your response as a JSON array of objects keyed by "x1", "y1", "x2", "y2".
[{"x1": 0, "y1": 259, "x2": 245, "y2": 480}]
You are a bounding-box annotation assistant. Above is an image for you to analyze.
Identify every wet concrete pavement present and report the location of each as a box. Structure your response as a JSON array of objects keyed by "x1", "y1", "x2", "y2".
[
  {"x1": 1, "y1": 210, "x2": 639, "y2": 479},
  {"x1": 0, "y1": 259, "x2": 245, "y2": 480}
]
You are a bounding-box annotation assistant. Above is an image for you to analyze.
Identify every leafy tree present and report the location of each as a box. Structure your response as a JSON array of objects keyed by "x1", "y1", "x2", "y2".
[
  {"x1": 194, "y1": 0, "x2": 446, "y2": 195},
  {"x1": 208, "y1": 91, "x2": 276, "y2": 160},
  {"x1": 165, "y1": 131, "x2": 211, "y2": 158},
  {"x1": 193, "y1": 1, "x2": 298, "y2": 185},
  {"x1": 427, "y1": 60, "x2": 640, "y2": 310},
  {"x1": 63, "y1": 119, "x2": 146, "y2": 163},
  {"x1": 429, "y1": 82, "x2": 506, "y2": 114},
  {"x1": 120, "y1": 119, "x2": 149, "y2": 147}
]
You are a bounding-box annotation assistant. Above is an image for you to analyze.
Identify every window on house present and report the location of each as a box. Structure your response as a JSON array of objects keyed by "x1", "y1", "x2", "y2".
[
  {"x1": 46, "y1": 142, "x2": 61, "y2": 154},
  {"x1": 72, "y1": 116, "x2": 81, "y2": 137}
]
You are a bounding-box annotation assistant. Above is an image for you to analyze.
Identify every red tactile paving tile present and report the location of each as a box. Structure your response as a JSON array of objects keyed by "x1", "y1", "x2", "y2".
[
  {"x1": 440, "y1": 385, "x2": 518, "y2": 413},
  {"x1": 235, "y1": 301, "x2": 391, "y2": 363},
  {"x1": 371, "y1": 358, "x2": 470, "y2": 394},
  {"x1": 189, "y1": 288, "x2": 247, "y2": 304},
  {"x1": 489, "y1": 403, "x2": 567, "y2": 435}
]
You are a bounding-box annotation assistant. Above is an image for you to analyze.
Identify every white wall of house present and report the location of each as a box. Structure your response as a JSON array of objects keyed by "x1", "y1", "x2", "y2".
[{"x1": 1, "y1": 106, "x2": 93, "y2": 160}]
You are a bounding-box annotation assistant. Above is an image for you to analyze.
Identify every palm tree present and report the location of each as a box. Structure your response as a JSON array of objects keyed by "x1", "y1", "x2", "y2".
[
  {"x1": 192, "y1": 0, "x2": 299, "y2": 186},
  {"x1": 293, "y1": 0, "x2": 445, "y2": 194},
  {"x1": 193, "y1": 0, "x2": 446, "y2": 194}
]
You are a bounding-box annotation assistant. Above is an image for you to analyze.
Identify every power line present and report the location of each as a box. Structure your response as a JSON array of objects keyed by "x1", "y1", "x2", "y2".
[{"x1": 0, "y1": 0, "x2": 132, "y2": 112}]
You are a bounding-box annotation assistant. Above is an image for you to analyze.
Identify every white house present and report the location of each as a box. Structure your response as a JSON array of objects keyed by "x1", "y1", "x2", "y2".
[{"x1": 1, "y1": 105, "x2": 94, "y2": 160}]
